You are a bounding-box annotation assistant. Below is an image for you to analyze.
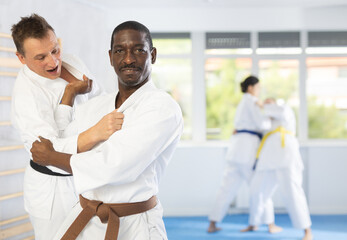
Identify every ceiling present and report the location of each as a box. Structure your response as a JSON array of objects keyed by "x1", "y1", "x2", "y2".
[{"x1": 76, "y1": 0, "x2": 347, "y2": 9}]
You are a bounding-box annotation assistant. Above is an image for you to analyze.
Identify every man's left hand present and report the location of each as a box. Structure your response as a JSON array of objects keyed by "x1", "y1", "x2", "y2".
[{"x1": 66, "y1": 75, "x2": 93, "y2": 95}]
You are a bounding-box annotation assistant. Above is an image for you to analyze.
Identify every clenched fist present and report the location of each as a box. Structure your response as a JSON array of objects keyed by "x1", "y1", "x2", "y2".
[
  {"x1": 77, "y1": 109, "x2": 125, "y2": 153},
  {"x1": 94, "y1": 109, "x2": 124, "y2": 141},
  {"x1": 30, "y1": 136, "x2": 55, "y2": 166}
]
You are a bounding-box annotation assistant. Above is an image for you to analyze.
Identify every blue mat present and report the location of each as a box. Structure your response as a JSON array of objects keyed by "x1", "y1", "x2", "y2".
[{"x1": 164, "y1": 214, "x2": 347, "y2": 240}]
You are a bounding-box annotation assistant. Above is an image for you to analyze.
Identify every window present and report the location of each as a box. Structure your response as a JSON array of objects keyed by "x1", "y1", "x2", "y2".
[
  {"x1": 306, "y1": 31, "x2": 347, "y2": 139},
  {"x1": 151, "y1": 33, "x2": 192, "y2": 140},
  {"x1": 150, "y1": 30, "x2": 347, "y2": 142},
  {"x1": 259, "y1": 59, "x2": 300, "y2": 131},
  {"x1": 205, "y1": 32, "x2": 252, "y2": 140},
  {"x1": 307, "y1": 57, "x2": 347, "y2": 139},
  {"x1": 205, "y1": 58, "x2": 252, "y2": 140}
]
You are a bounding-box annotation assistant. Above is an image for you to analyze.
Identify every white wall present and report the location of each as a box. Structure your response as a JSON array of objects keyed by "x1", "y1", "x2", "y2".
[
  {"x1": 103, "y1": 5, "x2": 347, "y2": 32},
  {"x1": 159, "y1": 144, "x2": 347, "y2": 216},
  {"x1": 307, "y1": 145, "x2": 347, "y2": 214},
  {"x1": 158, "y1": 144, "x2": 226, "y2": 216}
]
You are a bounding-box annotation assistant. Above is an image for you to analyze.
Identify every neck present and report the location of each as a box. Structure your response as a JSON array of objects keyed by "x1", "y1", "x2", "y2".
[
  {"x1": 115, "y1": 78, "x2": 149, "y2": 108},
  {"x1": 115, "y1": 91, "x2": 131, "y2": 109}
]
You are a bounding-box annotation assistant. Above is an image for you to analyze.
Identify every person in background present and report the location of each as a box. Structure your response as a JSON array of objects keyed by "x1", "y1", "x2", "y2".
[
  {"x1": 244, "y1": 98, "x2": 313, "y2": 240},
  {"x1": 207, "y1": 76, "x2": 282, "y2": 234}
]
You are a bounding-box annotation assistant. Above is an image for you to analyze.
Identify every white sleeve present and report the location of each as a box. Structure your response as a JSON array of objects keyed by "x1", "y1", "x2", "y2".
[
  {"x1": 55, "y1": 104, "x2": 73, "y2": 132},
  {"x1": 264, "y1": 104, "x2": 286, "y2": 120},
  {"x1": 11, "y1": 84, "x2": 78, "y2": 173},
  {"x1": 248, "y1": 100, "x2": 271, "y2": 131},
  {"x1": 70, "y1": 98, "x2": 183, "y2": 194}
]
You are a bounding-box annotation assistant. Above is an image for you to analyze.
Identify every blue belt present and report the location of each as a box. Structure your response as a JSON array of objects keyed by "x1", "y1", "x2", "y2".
[{"x1": 235, "y1": 129, "x2": 263, "y2": 140}]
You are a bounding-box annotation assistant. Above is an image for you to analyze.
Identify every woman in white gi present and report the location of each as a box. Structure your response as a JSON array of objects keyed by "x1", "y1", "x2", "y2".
[
  {"x1": 208, "y1": 76, "x2": 281, "y2": 234},
  {"x1": 11, "y1": 14, "x2": 123, "y2": 240},
  {"x1": 246, "y1": 98, "x2": 313, "y2": 240}
]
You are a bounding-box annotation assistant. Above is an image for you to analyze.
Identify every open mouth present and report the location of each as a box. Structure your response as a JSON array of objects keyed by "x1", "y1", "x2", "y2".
[{"x1": 47, "y1": 66, "x2": 58, "y2": 73}]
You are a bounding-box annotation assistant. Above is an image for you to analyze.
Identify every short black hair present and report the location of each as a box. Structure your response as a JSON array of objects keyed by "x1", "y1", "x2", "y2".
[
  {"x1": 240, "y1": 75, "x2": 259, "y2": 93},
  {"x1": 110, "y1": 21, "x2": 153, "y2": 50},
  {"x1": 11, "y1": 13, "x2": 54, "y2": 56}
]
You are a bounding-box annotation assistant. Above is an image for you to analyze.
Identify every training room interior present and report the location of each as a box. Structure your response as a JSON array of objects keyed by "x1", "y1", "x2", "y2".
[{"x1": 1, "y1": 0, "x2": 347, "y2": 239}]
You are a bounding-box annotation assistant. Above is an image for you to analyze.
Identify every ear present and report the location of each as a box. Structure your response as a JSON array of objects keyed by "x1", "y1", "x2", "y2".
[
  {"x1": 108, "y1": 50, "x2": 113, "y2": 66},
  {"x1": 16, "y1": 52, "x2": 26, "y2": 65},
  {"x1": 151, "y1": 47, "x2": 157, "y2": 64}
]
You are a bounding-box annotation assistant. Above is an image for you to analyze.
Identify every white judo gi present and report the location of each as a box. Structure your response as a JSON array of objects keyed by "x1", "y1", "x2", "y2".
[
  {"x1": 11, "y1": 54, "x2": 102, "y2": 240},
  {"x1": 53, "y1": 80, "x2": 183, "y2": 240},
  {"x1": 209, "y1": 93, "x2": 274, "y2": 224},
  {"x1": 248, "y1": 103, "x2": 312, "y2": 229}
]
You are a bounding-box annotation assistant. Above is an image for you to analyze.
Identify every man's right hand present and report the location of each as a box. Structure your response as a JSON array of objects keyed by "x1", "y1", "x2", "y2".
[
  {"x1": 93, "y1": 109, "x2": 124, "y2": 141},
  {"x1": 77, "y1": 109, "x2": 124, "y2": 153}
]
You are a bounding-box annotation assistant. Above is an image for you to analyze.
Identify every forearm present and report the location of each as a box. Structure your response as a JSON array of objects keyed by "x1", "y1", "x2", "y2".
[
  {"x1": 48, "y1": 151, "x2": 73, "y2": 173},
  {"x1": 77, "y1": 126, "x2": 102, "y2": 153},
  {"x1": 60, "y1": 86, "x2": 76, "y2": 107}
]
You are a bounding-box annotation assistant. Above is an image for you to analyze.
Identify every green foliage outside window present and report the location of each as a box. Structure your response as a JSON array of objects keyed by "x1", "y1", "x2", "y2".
[
  {"x1": 308, "y1": 97, "x2": 347, "y2": 139},
  {"x1": 259, "y1": 60, "x2": 299, "y2": 133},
  {"x1": 206, "y1": 59, "x2": 250, "y2": 140},
  {"x1": 307, "y1": 57, "x2": 347, "y2": 139},
  {"x1": 259, "y1": 61, "x2": 298, "y2": 102}
]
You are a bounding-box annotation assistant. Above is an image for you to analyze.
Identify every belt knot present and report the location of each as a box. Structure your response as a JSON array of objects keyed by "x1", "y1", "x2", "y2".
[
  {"x1": 96, "y1": 203, "x2": 119, "y2": 224},
  {"x1": 86, "y1": 199, "x2": 103, "y2": 213},
  {"x1": 82, "y1": 198, "x2": 117, "y2": 224},
  {"x1": 61, "y1": 195, "x2": 157, "y2": 240}
]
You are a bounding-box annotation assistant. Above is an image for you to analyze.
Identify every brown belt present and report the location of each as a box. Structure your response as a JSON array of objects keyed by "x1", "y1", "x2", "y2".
[{"x1": 61, "y1": 195, "x2": 157, "y2": 240}]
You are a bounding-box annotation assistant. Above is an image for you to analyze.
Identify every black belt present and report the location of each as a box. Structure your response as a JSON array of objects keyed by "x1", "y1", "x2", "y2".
[{"x1": 30, "y1": 160, "x2": 72, "y2": 177}]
